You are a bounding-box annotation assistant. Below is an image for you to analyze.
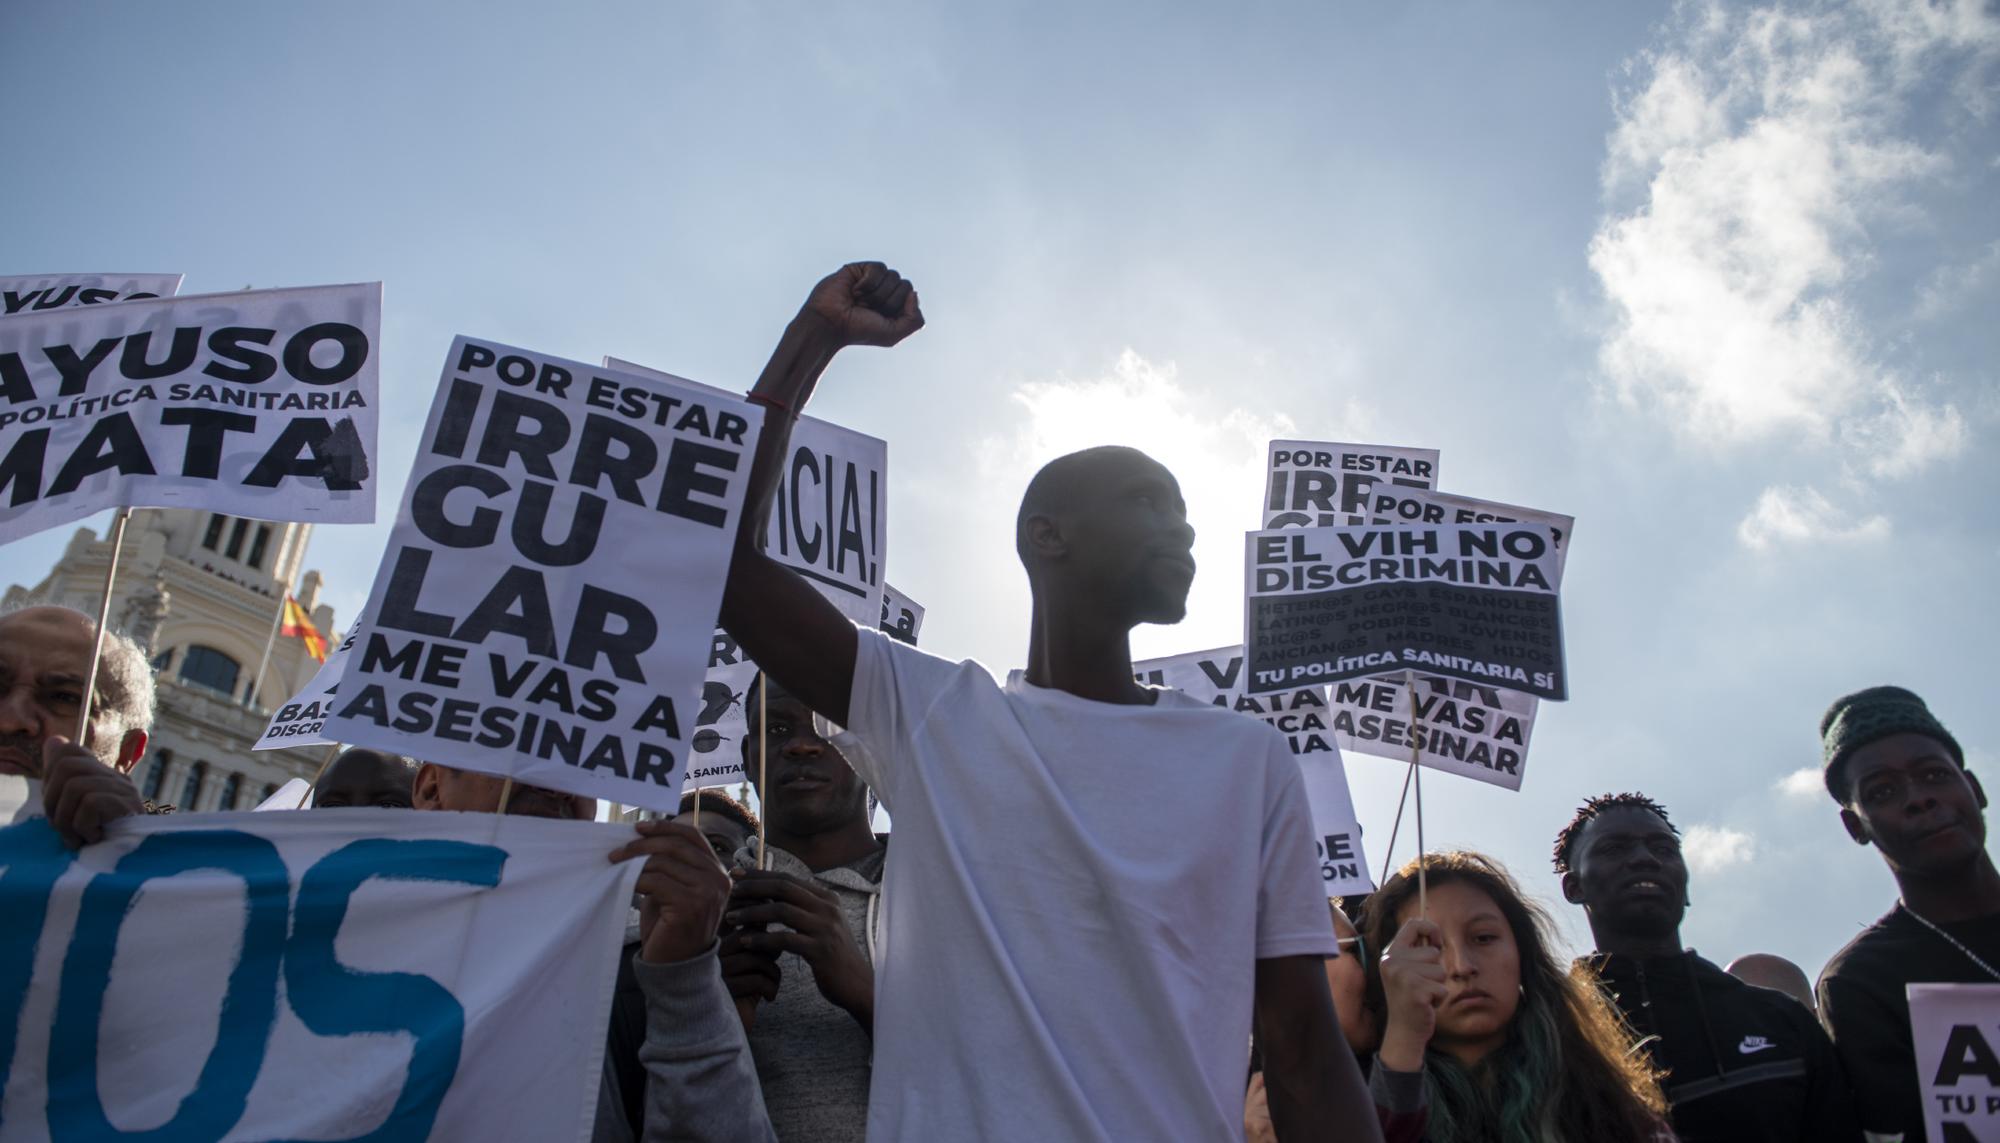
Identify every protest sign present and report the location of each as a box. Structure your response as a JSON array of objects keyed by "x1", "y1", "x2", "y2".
[
  {"x1": 0, "y1": 274, "x2": 183, "y2": 317},
  {"x1": 325, "y1": 339, "x2": 758, "y2": 812},
  {"x1": 688, "y1": 583, "x2": 926, "y2": 791},
  {"x1": 0, "y1": 811, "x2": 640, "y2": 1141},
  {"x1": 253, "y1": 619, "x2": 361, "y2": 751},
  {"x1": 881, "y1": 581, "x2": 925, "y2": 645},
  {"x1": 1910, "y1": 983, "x2": 2000, "y2": 1142},
  {"x1": 1244, "y1": 523, "x2": 1567, "y2": 700},
  {"x1": 1135, "y1": 646, "x2": 1373, "y2": 895},
  {"x1": 1328, "y1": 676, "x2": 1536, "y2": 791},
  {"x1": 604, "y1": 357, "x2": 886, "y2": 623},
  {"x1": 1263, "y1": 440, "x2": 1440, "y2": 528},
  {"x1": 0, "y1": 284, "x2": 381, "y2": 545},
  {"x1": 1326, "y1": 491, "x2": 1574, "y2": 789}
]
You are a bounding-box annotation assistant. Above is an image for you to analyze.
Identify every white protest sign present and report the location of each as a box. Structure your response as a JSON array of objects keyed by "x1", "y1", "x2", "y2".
[
  {"x1": 0, "y1": 284, "x2": 381, "y2": 545},
  {"x1": 253, "y1": 619, "x2": 361, "y2": 751},
  {"x1": 325, "y1": 339, "x2": 758, "y2": 812},
  {"x1": 1134, "y1": 646, "x2": 1373, "y2": 895},
  {"x1": 880, "y1": 581, "x2": 925, "y2": 645},
  {"x1": 1244, "y1": 523, "x2": 1567, "y2": 700},
  {"x1": 249, "y1": 778, "x2": 311, "y2": 810},
  {"x1": 0, "y1": 274, "x2": 183, "y2": 317},
  {"x1": 1328, "y1": 677, "x2": 1536, "y2": 791},
  {"x1": 1326, "y1": 491, "x2": 1575, "y2": 789},
  {"x1": 688, "y1": 583, "x2": 926, "y2": 792},
  {"x1": 604, "y1": 357, "x2": 886, "y2": 623},
  {"x1": 1263, "y1": 440, "x2": 1439, "y2": 528},
  {"x1": 1911, "y1": 983, "x2": 2000, "y2": 1142},
  {"x1": 610, "y1": 357, "x2": 890, "y2": 790},
  {"x1": 0, "y1": 811, "x2": 641, "y2": 1141}
]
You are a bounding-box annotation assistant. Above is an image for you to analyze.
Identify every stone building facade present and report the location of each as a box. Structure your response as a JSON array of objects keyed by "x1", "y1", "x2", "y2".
[{"x1": 3, "y1": 508, "x2": 339, "y2": 811}]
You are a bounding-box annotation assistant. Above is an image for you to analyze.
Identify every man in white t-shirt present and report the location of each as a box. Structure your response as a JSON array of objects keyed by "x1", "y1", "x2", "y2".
[{"x1": 717, "y1": 263, "x2": 1380, "y2": 1143}]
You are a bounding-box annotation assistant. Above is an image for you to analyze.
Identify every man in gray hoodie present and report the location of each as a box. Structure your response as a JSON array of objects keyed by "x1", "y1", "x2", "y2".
[{"x1": 724, "y1": 673, "x2": 883, "y2": 1142}]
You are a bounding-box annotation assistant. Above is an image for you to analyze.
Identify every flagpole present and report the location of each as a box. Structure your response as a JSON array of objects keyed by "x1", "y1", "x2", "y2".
[
  {"x1": 75, "y1": 507, "x2": 134, "y2": 741},
  {"x1": 246, "y1": 588, "x2": 288, "y2": 711},
  {"x1": 246, "y1": 525, "x2": 313, "y2": 710}
]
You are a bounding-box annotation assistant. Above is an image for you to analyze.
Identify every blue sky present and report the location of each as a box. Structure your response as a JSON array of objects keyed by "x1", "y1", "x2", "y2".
[{"x1": 4, "y1": 0, "x2": 1995, "y2": 976}]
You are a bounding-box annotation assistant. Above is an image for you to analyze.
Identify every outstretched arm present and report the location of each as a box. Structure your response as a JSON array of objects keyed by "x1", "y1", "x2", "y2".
[
  {"x1": 717, "y1": 263, "x2": 923, "y2": 728},
  {"x1": 1255, "y1": 954, "x2": 1384, "y2": 1143}
]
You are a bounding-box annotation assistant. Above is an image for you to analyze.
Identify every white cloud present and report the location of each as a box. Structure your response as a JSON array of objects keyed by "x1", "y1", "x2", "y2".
[
  {"x1": 1591, "y1": 0, "x2": 1994, "y2": 478},
  {"x1": 1776, "y1": 765, "x2": 1826, "y2": 802},
  {"x1": 1914, "y1": 241, "x2": 2000, "y2": 321},
  {"x1": 1683, "y1": 823, "x2": 1758, "y2": 875},
  {"x1": 1737, "y1": 484, "x2": 1891, "y2": 549}
]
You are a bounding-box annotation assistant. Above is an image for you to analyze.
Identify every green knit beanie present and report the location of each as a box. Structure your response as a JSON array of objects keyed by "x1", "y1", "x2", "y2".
[{"x1": 1820, "y1": 685, "x2": 1963, "y2": 802}]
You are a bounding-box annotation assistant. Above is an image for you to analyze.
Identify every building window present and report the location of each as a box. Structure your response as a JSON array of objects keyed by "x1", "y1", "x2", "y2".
[
  {"x1": 151, "y1": 648, "x2": 173, "y2": 673},
  {"x1": 141, "y1": 749, "x2": 173, "y2": 802},
  {"x1": 180, "y1": 762, "x2": 207, "y2": 810},
  {"x1": 246, "y1": 525, "x2": 272, "y2": 570},
  {"x1": 224, "y1": 518, "x2": 250, "y2": 561},
  {"x1": 201, "y1": 514, "x2": 227, "y2": 550},
  {"x1": 177, "y1": 645, "x2": 241, "y2": 697},
  {"x1": 219, "y1": 773, "x2": 243, "y2": 811}
]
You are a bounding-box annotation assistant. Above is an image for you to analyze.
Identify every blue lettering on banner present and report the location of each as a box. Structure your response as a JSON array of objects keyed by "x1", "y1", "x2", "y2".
[
  {"x1": 0, "y1": 820, "x2": 508, "y2": 1141},
  {"x1": 287, "y1": 839, "x2": 505, "y2": 1141}
]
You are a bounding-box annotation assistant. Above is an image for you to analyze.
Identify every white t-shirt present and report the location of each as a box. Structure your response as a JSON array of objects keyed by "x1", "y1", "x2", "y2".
[{"x1": 845, "y1": 627, "x2": 1336, "y2": 1142}]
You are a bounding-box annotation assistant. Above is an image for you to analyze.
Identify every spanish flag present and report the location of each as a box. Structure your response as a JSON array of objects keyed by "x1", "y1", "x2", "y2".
[{"x1": 281, "y1": 595, "x2": 328, "y2": 662}]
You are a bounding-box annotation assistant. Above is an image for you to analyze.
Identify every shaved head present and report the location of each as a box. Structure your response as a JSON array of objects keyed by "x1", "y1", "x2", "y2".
[
  {"x1": 1726, "y1": 953, "x2": 1815, "y2": 1011},
  {"x1": 1015, "y1": 446, "x2": 1170, "y2": 566}
]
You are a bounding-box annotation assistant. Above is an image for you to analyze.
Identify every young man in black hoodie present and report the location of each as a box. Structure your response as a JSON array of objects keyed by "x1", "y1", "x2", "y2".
[
  {"x1": 1555, "y1": 792, "x2": 1859, "y2": 1142},
  {"x1": 1817, "y1": 686, "x2": 2000, "y2": 1142}
]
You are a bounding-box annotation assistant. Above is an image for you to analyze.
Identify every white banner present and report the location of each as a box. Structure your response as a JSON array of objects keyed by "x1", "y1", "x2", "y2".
[
  {"x1": 0, "y1": 274, "x2": 183, "y2": 317},
  {"x1": 1326, "y1": 491, "x2": 1574, "y2": 789},
  {"x1": 0, "y1": 284, "x2": 382, "y2": 544},
  {"x1": 0, "y1": 811, "x2": 640, "y2": 1141},
  {"x1": 326, "y1": 339, "x2": 758, "y2": 812},
  {"x1": 1262, "y1": 439, "x2": 1439, "y2": 528},
  {"x1": 1910, "y1": 983, "x2": 2000, "y2": 1142},
  {"x1": 1134, "y1": 646, "x2": 1373, "y2": 895},
  {"x1": 1244, "y1": 523, "x2": 1567, "y2": 700},
  {"x1": 253, "y1": 619, "x2": 362, "y2": 751}
]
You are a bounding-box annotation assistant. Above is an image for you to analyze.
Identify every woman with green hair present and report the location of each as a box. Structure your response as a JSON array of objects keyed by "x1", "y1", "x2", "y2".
[{"x1": 1363, "y1": 851, "x2": 1674, "y2": 1142}]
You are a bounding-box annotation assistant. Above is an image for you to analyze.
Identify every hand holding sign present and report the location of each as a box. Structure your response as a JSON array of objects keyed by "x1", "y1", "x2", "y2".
[
  {"x1": 616, "y1": 818, "x2": 733, "y2": 964},
  {"x1": 797, "y1": 262, "x2": 925, "y2": 349},
  {"x1": 1376, "y1": 916, "x2": 1448, "y2": 1072}
]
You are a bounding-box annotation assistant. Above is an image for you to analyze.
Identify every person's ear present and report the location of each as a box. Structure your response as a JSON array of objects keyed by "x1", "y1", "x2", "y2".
[
  {"x1": 114, "y1": 729, "x2": 147, "y2": 775},
  {"x1": 1024, "y1": 513, "x2": 1066, "y2": 560},
  {"x1": 1560, "y1": 870, "x2": 1584, "y2": 905},
  {"x1": 1968, "y1": 771, "x2": 1987, "y2": 811},
  {"x1": 1840, "y1": 807, "x2": 1872, "y2": 846},
  {"x1": 412, "y1": 763, "x2": 445, "y2": 811}
]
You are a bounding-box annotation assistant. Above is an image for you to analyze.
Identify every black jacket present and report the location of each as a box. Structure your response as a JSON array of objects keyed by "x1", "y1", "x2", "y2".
[{"x1": 1582, "y1": 949, "x2": 1860, "y2": 1143}]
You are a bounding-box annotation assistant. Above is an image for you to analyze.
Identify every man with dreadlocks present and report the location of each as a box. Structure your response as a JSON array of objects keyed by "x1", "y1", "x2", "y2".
[{"x1": 1554, "y1": 792, "x2": 1859, "y2": 1142}]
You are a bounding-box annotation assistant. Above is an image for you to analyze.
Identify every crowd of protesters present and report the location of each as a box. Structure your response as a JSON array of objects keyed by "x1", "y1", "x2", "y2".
[{"x1": 1, "y1": 263, "x2": 1991, "y2": 1142}]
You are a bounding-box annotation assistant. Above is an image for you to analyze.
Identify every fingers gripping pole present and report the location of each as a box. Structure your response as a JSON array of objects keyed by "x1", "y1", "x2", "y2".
[
  {"x1": 1409, "y1": 675, "x2": 1427, "y2": 917},
  {"x1": 76, "y1": 507, "x2": 134, "y2": 743}
]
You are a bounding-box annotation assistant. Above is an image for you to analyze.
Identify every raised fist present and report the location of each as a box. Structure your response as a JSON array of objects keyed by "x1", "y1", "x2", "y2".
[{"x1": 798, "y1": 262, "x2": 924, "y2": 349}]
